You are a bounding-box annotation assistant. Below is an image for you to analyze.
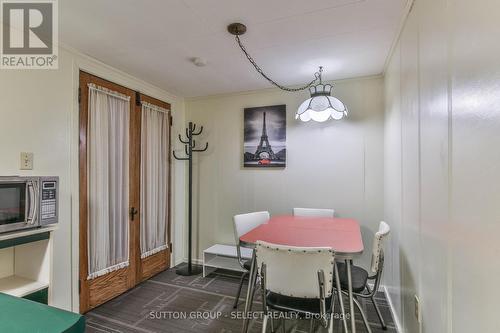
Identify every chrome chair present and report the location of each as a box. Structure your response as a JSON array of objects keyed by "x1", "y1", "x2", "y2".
[
  {"x1": 336, "y1": 221, "x2": 391, "y2": 331},
  {"x1": 232, "y1": 211, "x2": 270, "y2": 309},
  {"x1": 293, "y1": 207, "x2": 335, "y2": 218},
  {"x1": 256, "y1": 240, "x2": 345, "y2": 333}
]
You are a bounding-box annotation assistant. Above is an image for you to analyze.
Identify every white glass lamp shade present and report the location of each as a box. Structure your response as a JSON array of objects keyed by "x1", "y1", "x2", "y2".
[{"x1": 295, "y1": 84, "x2": 348, "y2": 122}]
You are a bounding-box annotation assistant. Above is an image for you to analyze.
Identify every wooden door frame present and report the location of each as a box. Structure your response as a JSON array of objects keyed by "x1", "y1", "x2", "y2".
[
  {"x1": 135, "y1": 93, "x2": 172, "y2": 282},
  {"x1": 79, "y1": 71, "x2": 173, "y2": 313},
  {"x1": 79, "y1": 71, "x2": 139, "y2": 313}
]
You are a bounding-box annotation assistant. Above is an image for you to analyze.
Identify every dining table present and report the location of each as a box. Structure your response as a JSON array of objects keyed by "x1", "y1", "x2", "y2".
[{"x1": 238, "y1": 215, "x2": 364, "y2": 333}]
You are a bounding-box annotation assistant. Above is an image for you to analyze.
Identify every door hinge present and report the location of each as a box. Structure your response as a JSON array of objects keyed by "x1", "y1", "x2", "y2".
[
  {"x1": 136, "y1": 91, "x2": 141, "y2": 106},
  {"x1": 169, "y1": 242, "x2": 173, "y2": 249},
  {"x1": 169, "y1": 114, "x2": 173, "y2": 127},
  {"x1": 78, "y1": 280, "x2": 81, "y2": 294},
  {"x1": 78, "y1": 87, "x2": 81, "y2": 104}
]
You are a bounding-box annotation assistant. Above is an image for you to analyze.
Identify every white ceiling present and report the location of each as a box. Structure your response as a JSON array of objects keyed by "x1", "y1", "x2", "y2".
[{"x1": 60, "y1": 0, "x2": 407, "y2": 97}]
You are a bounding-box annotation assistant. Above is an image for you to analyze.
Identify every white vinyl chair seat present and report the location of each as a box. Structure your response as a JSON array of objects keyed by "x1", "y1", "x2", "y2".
[
  {"x1": 370, "y1": 221, "x2": 390, "y2": 273},
  {"x1": 256, "y1": 241, "x2": 338, "y2": 332},
  {"x1": 256, "y1": 241, "x2": 335, "y2": 298},
  {"x1": 233, "y1": 211, "x2": 270, "y2": 242},
  {"x1": 293, "y1": 208, "x2": 335, "y2": 218},
  {"x1": 335, "y1": 221, "x2": 389, "y2": 292},
  {"x1": 334, "y1": 221, "x2": 391, "y2": 331},
  {"x1": 232, "y1": 211, "x2": 270, "y2": 310}
]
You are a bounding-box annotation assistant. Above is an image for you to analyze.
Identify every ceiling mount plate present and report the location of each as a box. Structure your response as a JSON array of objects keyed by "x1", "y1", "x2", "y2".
[{"x1": 227, "y1": 23, "x2": 247, "y2": 36}]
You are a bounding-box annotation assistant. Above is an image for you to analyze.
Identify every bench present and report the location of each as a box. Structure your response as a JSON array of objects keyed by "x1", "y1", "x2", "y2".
[{"x1": 202, "y1": 244, "x2": 253, "y2": 277}]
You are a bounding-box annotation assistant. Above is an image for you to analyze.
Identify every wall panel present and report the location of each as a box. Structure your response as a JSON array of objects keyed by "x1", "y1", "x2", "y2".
[
  {"x1": 384, "y1": 0, "x2": 500, "y2": 332},
  {"x1": 449, "y1": 0, "x2": 500, "y2": 331},
  {"x1": 186, "y1": 77, "x2": 385, "y2": 270}
]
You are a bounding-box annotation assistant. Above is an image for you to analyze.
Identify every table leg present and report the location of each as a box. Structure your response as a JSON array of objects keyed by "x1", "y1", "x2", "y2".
[
  {"x1": 241, "y1": 249, "x2": 257, "y2": 333},
  {"x1": 346, "y1": 259, "x2": 356, "y2": 333},
  {"x1": 334, "y1": 262, "x2": 349, "y2": 332}
]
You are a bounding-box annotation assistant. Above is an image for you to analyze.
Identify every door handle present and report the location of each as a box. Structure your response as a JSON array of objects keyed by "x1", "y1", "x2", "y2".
[
  {"x1": 130, "y1": 207, "x2": 138, "y2": 221},
  {"x1": 26, "y1": 180, "x2": 38, "y2": 225}
]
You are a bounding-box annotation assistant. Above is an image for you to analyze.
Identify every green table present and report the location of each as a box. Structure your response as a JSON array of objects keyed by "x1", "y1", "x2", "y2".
[{"x1": 0, "y1": 293, "x2": 85, "y2": 333}]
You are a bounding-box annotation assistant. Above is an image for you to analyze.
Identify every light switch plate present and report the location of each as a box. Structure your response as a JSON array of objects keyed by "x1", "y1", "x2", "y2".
[{"x1": 20, "y1": 152, "x2": 34, "y2": 170}]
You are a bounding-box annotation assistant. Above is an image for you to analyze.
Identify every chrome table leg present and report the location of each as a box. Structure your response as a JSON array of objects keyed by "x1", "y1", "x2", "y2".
[
  {"x1": 346, "y1": 259, "x2": 356, "y2": 333},
  {"x1": 262, "y1": 314, "x2": 269, "y2": 333},
  {"x1": 241, "y1": 249, "x2": 257, "y2": 333},
  {"x1": 334, "y1": 263, "x2": 349, "y2": 332}
]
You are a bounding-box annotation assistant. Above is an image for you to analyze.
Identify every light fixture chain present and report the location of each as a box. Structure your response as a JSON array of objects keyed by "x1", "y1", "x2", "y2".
[{"x1": 235, "y1": 36, "x2": 321, "y2": 92}]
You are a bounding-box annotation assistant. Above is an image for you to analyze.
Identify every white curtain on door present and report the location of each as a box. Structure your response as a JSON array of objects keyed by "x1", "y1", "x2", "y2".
[
  {"x1": 87, "y1": 83, "x2": 130, "y2": 280},
  {"x1": 140, "y1": 101, "x2": 170, "y2": 259}
]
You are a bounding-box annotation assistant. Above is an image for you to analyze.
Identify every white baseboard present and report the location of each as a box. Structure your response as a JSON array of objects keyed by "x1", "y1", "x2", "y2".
[
  {"x1": 383, "y1": 285, "x2": 403, "y2": 333},
  {"x1": 176, "y1": 258, "x2": 203, "y2": 266}
]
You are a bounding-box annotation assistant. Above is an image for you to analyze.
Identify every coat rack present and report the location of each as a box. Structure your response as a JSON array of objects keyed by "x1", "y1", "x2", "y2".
[{"x1": 173, "y1": 122, "x2": 208, "y2": 276}]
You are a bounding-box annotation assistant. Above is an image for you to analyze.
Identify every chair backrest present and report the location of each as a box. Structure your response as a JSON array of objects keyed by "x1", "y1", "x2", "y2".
[
  {"x1": 370, "y1": 221, "x2": 390, "y2": 274},
  {"x1": 256, "y1": 241, "x2": 335, "y2": 298},
  {"x1": 293, "y1": 208, "x2": 335, "y2": 218},
  {"x1": 233, "y1": 211, "x2": 270, "y2": 260}
]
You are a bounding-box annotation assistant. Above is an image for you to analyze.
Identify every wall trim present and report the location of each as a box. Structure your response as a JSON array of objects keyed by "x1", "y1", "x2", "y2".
[
  {"x1": 59, "y1": 42, "x2": 182, "y2": 100},
  {"x1": 382, "y1": 0, "x2": 415, "y2": 75},
  {"x1": 177, "y1": 258, "x2": 203, "y2": 267},
  {"x1": 384, "y1": 285, "x2": 403, "y2": 333}
]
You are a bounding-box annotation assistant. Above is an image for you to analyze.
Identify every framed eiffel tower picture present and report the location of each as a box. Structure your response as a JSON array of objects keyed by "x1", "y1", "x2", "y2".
[{"x1": 244, "y1": 104, "x2": 286, "y2": 167}]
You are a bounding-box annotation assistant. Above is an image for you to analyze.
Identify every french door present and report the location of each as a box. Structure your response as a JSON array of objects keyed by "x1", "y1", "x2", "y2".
[
  {"x1": 79, "y1": 72, "x2": 171, "y2": 313},
  {"x1": 137, "y1": 94, "x2": 172, "y2": 282}
]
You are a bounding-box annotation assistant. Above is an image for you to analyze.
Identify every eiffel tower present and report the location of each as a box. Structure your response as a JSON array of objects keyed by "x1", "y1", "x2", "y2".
[{"x1": 254, "y1": 112, "x2": 277, "y2": 160}]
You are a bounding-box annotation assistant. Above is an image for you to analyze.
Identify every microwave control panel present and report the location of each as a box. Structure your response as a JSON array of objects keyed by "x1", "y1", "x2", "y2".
[{"x1": 40, "y1": 180, "x2": 57, "y2": 221}]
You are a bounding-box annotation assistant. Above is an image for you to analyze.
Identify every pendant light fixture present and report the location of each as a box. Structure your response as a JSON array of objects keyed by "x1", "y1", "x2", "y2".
[{"x1": 228, "y1": 22, "x2": 348, "y2": 122}]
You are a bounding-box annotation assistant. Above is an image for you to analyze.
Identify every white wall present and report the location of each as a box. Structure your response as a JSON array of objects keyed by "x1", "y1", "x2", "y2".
[
  {"x1": 383, "y1": 0, "x2": 500, "y2": 332},
  {"x1": 0, "y1": 46, "x2": 186, "y2": 312},
  {"x1": 185, "y1": 76, "x2": 385, "y2": 269}
]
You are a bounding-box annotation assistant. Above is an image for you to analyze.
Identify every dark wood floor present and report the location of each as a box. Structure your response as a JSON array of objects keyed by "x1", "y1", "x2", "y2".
[{"x1": 85, "y1": 266, "x2": 397, "y2": 333}]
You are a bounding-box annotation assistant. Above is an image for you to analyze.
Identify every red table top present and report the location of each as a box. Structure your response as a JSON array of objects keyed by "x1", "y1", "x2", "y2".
[{"x1": 239, "y1": 215, "x2": 364, "y2": 256}]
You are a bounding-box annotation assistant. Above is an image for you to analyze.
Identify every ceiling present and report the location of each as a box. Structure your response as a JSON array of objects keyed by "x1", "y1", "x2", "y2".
[{"x1": 60, "y1": 0, "x2": 407, "y2": 97}]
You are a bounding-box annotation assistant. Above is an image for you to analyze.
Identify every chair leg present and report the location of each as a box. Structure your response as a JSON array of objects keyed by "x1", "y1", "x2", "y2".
[
  {"x1": 328, "y1": 319, "x2": 333, "y2": 333},
  {"x1": 309, "y1": 318, "x2": 315, "y2": 333},
  {"x1": 270, "y1": 314, "x2": 275, "y2": 333},
  {"x1": 262, "y1": 314, "x2": 269, "y2": 333},
  {"x1": 327, "y1": 310, "x2": 334, "y2": 333},
  {"x1": 371, "y1": 295, "x2": 387, "y2": 330},
  {"x1": 249, "y1": 281, "x2": 258, "y2": 312},
  {"x1": 352, "y1": 297, "x2": 372, "y2": 333},
  {"x1": 331, "y1": 290, "x2": 336, "y2": 315},
  {"x1": 233, "y1": 271, "x2": 248, "y2": 309},
  {"x1": 280, "y1": 318, "x2": 286, "y2": 333}
]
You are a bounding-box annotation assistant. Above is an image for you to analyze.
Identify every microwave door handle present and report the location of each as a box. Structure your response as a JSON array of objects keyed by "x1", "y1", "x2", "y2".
[
  {"x1": 27, "y1": 181, "x2": 38, "y2": 225},
  {"x1": 33, "y1": 181, "x2": 39, "y2": 225},
  {"x1": 25, "y1": 183, "x2": 31, "y2": 222}
]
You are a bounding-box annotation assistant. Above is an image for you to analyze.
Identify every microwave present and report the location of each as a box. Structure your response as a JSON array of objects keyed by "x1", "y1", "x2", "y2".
[{"x1": 0, "y1": 176, "x2": 59, "y2": 234}]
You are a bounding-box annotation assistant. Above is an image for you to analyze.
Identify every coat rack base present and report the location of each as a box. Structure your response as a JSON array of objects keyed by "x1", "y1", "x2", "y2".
[{"x1": 175, "y1": 263, "x2": 203, "y2": 276}]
